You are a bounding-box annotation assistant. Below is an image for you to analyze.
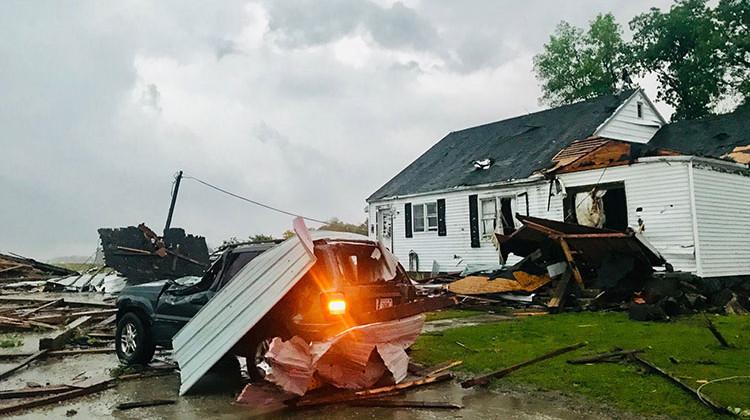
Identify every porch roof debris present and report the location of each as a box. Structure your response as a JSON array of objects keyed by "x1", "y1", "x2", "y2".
[{"x1": 368, "y1": 90, "x2": 636, "y2": 200}]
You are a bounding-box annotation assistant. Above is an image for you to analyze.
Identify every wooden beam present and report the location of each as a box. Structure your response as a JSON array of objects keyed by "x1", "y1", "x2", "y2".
[
  {"x1": 567, "y1": 349, "x2": 644, "y2": 364},
  {"x1": 0, "y1": 384, "x2": 77, "y2": 400},
  {"x1": 19, "y1": 298, "x2": 64, "y2": 318},
  {"x1": 39, "y1": 316, "x2": 94, "y2": 350},
  {"x1": 0, "y1": 296, "x2": 114, "y2": 308},
  {"x1": 426, "y1": 360, "x2": 463, "y2": 377},
  {"x1": 559, "y1": 233, "x2": 630, "y2": 239},
  {"x1": 349, "y1": 400, "x2": 462, "y2": 409},
  {"x1": 547, "y1": 269, "x2": 572, "y2": 312},
  {"x1": 30, "y1": 308, "x2": 117, "y2": 324},
  {"x1": 116, "y1": 400, "x2": 176, "y2": 410},
  {"x1": 461, "y1": 343, "x2": 586, "y2": 388},
  {"x1": 0, "y1": 379, "x2": 115, "y2": 415},
  {"x1": 557, "y1": 238, "x2": 585, "y2": 289},
  {"x1": 631, "y1": 355, "x2": 729, "y2": 416},
  {"x1": 0, "y1": 350, "x2": 49, "y2": 381}
]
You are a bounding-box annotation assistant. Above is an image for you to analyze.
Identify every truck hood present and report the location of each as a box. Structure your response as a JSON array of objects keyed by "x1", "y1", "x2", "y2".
[{"x1": 117, "y1": 280, "x2": 171, "y2": 303}]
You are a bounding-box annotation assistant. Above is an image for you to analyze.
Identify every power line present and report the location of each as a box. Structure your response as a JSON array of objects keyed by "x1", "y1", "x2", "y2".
[{"x1": 181, "y1": 174, "x2": 328, "y2": 224}]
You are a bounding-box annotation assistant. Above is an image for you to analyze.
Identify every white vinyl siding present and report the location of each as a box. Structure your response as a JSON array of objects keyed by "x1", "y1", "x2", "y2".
[
  {"x1": 595, "y1": 90, "x2": 664, "y2": 144},
  {"x1": 368, "y1": 159, "x2": 698, "y2": 273},
  {"x1": 692, "y1": 165, "x2": 750, "y2": 277}
]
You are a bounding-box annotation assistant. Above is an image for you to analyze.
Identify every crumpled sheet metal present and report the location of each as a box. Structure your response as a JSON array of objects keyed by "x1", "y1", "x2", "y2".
[{"x1": 262, "y1": 314, "x2": 425, "y2": 395}]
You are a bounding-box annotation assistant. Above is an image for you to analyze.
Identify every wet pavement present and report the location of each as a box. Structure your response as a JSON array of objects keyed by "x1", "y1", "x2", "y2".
[{"x1": 0, "y1": 305, "x2": 635, "y2": 419}]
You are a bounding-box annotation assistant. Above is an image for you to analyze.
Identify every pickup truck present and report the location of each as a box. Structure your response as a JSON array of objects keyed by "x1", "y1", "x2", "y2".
[{"x1": 115, "y1": 236, "x2": 418, "y2": 379}]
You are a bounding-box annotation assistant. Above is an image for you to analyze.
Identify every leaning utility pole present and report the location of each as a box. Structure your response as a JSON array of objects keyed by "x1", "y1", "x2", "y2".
[{"x1": 165, "y1": 170, "x2": 183, "y2": 232}]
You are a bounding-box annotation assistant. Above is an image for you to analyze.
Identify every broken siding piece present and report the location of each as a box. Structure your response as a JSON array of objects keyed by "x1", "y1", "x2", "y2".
[{"x1": 173, "y1": 218, "x2": 318, "y2": 396}]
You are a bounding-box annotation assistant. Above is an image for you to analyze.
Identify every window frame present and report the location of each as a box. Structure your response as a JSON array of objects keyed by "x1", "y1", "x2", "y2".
[
  {"x1": 480, "y1": 198, "x2": 497, "y2": 239},
  {"x1": 412, "y1": 201, "x2": 438, "y2": 233}
]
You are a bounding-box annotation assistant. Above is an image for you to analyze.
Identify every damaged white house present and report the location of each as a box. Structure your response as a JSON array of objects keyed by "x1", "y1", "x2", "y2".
[{"x1": 367, "y1": 89, "x2": 750, "y2": 278}]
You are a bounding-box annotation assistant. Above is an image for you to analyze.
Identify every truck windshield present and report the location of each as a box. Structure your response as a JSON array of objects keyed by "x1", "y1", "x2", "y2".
[{"x1": 330, "y1": 243, "x2": 399, "y2": 285}]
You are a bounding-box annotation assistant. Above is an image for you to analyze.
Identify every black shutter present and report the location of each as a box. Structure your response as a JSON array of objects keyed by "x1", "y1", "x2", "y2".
[
  {"x1": 468, "y1": 195, "x2": 480, "y2": 248},
  {"x1": 437, "y1": 199, "x2": 446, "y2": 236},
  {"x1": 404, "y1": 203, "x2": 413, "y2": 238}
]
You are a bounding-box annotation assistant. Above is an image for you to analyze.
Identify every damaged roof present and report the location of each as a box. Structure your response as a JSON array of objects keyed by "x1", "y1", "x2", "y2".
[
  {"x1": 368, "y1": 90, "x2": 637, "y2": 201},
  {"x1": 648, "y1": 105, "x2": 750, "y2": 162}
]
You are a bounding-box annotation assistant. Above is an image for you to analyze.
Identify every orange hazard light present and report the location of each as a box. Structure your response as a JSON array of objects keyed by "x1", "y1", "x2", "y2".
[
  {"x1": 323, "y1": 292, "x2": 346, "y2": 315},
  {"x1": 328, "y1": 299, "x2": 346, "y2": 315}
]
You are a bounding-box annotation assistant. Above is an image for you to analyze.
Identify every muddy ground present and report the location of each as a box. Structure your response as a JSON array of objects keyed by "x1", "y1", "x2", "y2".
[{"x1": 0, "y1": 296, "x2": 648, "y2": 419}]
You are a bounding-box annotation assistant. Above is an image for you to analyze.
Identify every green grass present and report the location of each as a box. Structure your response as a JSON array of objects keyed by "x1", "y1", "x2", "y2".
[
  {"x1": 424, "y1": 309, "x2": 485, "y2": 322},
  {"x1": 411, "y1": 312, "x2": 750, "y2": 419},
  {"x1": 0, "y1": 333, "x2": 23, "y2": 348}
]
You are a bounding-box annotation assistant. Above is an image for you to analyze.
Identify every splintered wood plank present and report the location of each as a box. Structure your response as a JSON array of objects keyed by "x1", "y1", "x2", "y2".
[
  {"x1": 39, "y1": 316, "x2": 94, "y2": 350},
  {"x1": 557, "y1": 238, "x2": 585, "y2": 289},
  {"x1": 19, "y1": 298, "x2": 64, "y2": 318},
  {"x1": 0, "y1": 350, "x2": 49, "y2": 380},
  {"x1": 547, "y1": 269, "x2": 572, "y2": 312}
]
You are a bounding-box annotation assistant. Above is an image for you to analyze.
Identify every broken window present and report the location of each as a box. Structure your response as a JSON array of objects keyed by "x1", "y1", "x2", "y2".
[
  {"x1": 564, "y1": 182, "x2": 628, "y2": 231},
  {"x1": 480, "y1": 196, "x2": 516, "y2": 238},
  {"x1": 480, "y1": 199, "x2": 497, "y2": 238},
  {"x1": 412, "y1": 202, "x2": 438, "y2": 233}
]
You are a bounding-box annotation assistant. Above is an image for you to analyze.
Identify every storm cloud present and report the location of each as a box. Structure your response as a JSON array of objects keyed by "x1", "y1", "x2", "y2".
[{"x1": 0, "y1": 0, "x2": 673, "y2": 259}]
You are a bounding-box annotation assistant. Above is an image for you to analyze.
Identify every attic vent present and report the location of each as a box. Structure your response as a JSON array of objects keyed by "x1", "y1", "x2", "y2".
[
  {"x1": 713, "y1": 132, "x2": 730, "y2": 141},
  {"x1": 473, "y1": 158, "x2": 493, "y2": 170}
]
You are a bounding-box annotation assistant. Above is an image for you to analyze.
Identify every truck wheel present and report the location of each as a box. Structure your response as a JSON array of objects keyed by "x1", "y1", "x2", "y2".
[
  {"x1": 247, "y1": 336, "x2": 275, "y2": 381},
  {"x1": 116, "y1": 312, "x2": 156, "y2": 365}
]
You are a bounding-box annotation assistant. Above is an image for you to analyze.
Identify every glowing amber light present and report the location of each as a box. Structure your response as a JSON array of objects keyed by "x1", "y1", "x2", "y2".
[{"x1": 328, "y1": 299, "x2": 346, "y2": 315}]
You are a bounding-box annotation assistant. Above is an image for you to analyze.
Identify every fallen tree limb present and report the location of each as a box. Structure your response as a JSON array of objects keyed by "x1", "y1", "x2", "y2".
[
  {"x1": 631, "y1": 355, "x2": 729, "y2": 416},
  {"x1": 461, "y1": 343, "x2": 586, "y2": 388},
  {"x1": 567, "y1": 349, "x2": 644, "y2": 365}
]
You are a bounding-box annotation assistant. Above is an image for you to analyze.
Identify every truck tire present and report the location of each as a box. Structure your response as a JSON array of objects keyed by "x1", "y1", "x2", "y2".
[{"x1": 116, "y1": 312, "x2": 156, "y2": 365}]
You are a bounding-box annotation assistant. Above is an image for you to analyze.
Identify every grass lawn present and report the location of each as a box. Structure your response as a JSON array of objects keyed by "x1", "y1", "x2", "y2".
[
  {"x1": 424, "y1": 309, "x2": 486, "y2": 322},
  {"x1": 411, "y1": 312, "x2": 750, "y2": 419}
]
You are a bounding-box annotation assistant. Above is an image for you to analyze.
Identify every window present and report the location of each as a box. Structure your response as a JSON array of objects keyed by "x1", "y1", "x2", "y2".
[
  {"x1": 413, "y1": 204, "x2": 425, "y2": 232},
  {"x1": 637, "y1": 101, "x2": 644, "y2": 118},
  {"x1": 413, "y1": 202, "x2": 438, "y2": 232},
  {"x1": 426, "y1": 202, "x2": 438, "y2": 231},
  {"x1": 480, "y1": 198, "x2": 497, "y2": 238}
]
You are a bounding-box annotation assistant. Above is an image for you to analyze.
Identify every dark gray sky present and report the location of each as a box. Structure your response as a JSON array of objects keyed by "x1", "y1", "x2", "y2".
[{"x1": 0, "y1": 0, "x2": 673, "y2": 259}]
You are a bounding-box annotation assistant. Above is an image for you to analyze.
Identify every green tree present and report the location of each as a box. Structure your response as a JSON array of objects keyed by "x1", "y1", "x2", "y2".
[
  {"x1": 629, "y1": 0, "x2": 724, "y2": 120},
  {"x1": 715, "y1": 0, "x2": 750, "y2": 106},
  {"x1": 249, "y1": 234, "x2": 274, "y2": 242},
  {"x1": 318, "y1": 218, "x2": 368, "y2": 236},
  {"x1": 533, "y1": 13, "x2": 631, "y2": 106}
]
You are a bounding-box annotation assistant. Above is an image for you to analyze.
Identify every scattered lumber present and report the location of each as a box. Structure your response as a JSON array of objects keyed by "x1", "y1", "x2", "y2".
[
  {"x1": 0, "y1": 296, "x2": 114, "y2": 308},
  {"x1": 703, "y1": 314, "x2": 730, "y2": 348},
  {"x1": 0, "y1": 384, "x2": 77, "y2": 400},
  {"x1": 0, "y1": 315, "x2": 58, "y2": 330},
  {"x1": 290, "y1": 373, "x2": 453, "y2": 407},
  {"x1": 0, "y1": 379, "x2": 115, "y2": 415},
  {"x1": 30, "y1": 308, "x2": 117, "y2": 324},
  {"x1": 547, "y1": 270, "x2": 572, "y2": 313},
  {"x1": 19, "y1": 298, "x2": 64, "y2": 318},
  {"x1": 0, "y1": 348, "x2": 114, "y2": 360},
  {"x1": 0, "y1": 350, "x2": 49, "y2": 381},
  {"x1": 117, "y1": 399, "x2": 176, "y2": 410},
  {"x1": 349, "y1": 399, "x2": 461, "y2": 409},
  {"x1": 426, "y1": 360, "x2": 463, "y2": 377},
  {"x1": 631, "y1": 355, "x2": 729, "y2": 416},
  {"x1": 454, "y1": 341, "x2": 477, "y2": 353},
  {"x1": 95, "y1": 314, "x2": 117, "y2": 328},
  {"x1": 39, "y1": 316, "x2": 94, "y2": 350},
  {"x1": 461, "y1": 343, "x2": 586, "y2": 388},
  {"x1": 567, "y1": 349, "x2": 644, "y2": 365}
]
